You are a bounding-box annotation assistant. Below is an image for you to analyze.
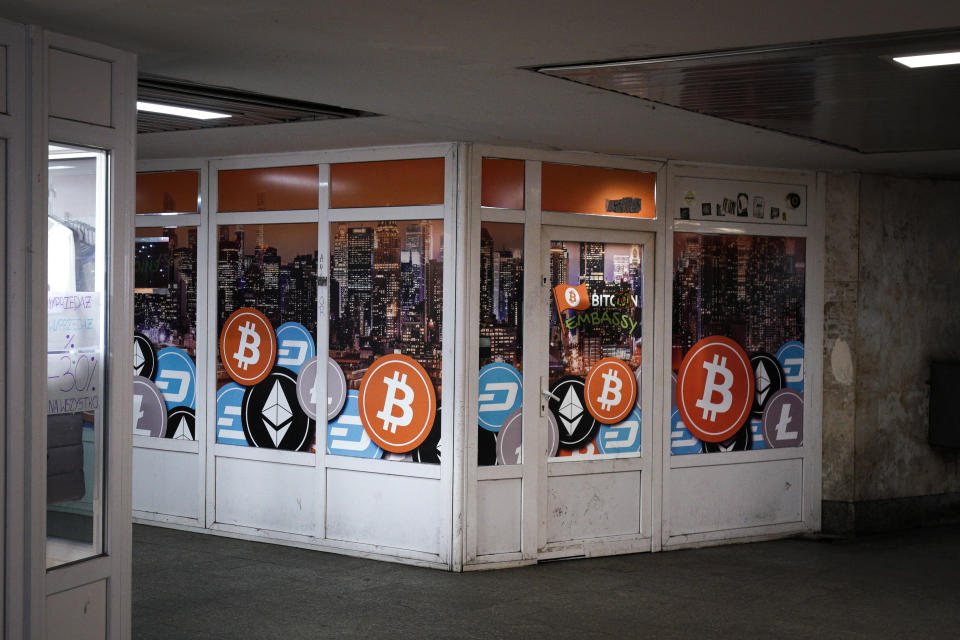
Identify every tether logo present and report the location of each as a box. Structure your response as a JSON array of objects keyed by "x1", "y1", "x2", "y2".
[
  {"x1": 677, "y1": 336, "x2": 754, "y2": 443},
  {"x1": 220, "y1": 308, "x2": 276, "y2": 386},
  {"x1": 359, "y1": 354, "x2": 436, "y2": 453}
]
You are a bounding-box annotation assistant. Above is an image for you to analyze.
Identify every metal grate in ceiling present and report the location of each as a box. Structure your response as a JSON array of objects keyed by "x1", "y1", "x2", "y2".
[
  {"x1": 137, "y1": 76, "x2": 378, "y2": 134},
  {"x1": 536, "y1": 29, "x2": 960, "y2": 154}
]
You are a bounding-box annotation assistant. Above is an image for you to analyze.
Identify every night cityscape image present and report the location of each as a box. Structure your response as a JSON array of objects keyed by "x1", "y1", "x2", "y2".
[
  {"x1": 672, "y1": 233, "x2": 806, "y2": 363},
  {"x1": 479, "y1": 223, "x2": 524, "y2": 371},
  {"x1": 329, "y1": 220, "x2": 444, "y2": 392},
  {"x1": 135, "y1": 226, "x2": 198, "y2": 357},
  {"x1": 216, "y1": 223, "x2": 319, "y2": 382},
  {"x1": 549, "y1": 241, "x2": 644, "y2": 381}
]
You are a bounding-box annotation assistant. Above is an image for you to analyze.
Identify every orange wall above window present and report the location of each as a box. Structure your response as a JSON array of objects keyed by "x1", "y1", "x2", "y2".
[
  {"x1": 136, "y1": 170, "x2": 199, "y2": 214},
  {"x1": 218, "y1": 165, "x2": 319, "y2": 212},
  {"x1": 330, "y1": 158, "x2": 444, "y2": 208},
  {"x1": 541, "y1": 163, "x2": 656, "y2": 218},
  {"x1": 481, "y1": 158, "x2": 524, "y2": 210}
]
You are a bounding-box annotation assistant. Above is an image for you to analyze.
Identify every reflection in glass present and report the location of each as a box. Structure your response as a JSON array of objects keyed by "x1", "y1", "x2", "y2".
[{"x1": 46, "y1": 143, "x2": 108, "y2": 568}]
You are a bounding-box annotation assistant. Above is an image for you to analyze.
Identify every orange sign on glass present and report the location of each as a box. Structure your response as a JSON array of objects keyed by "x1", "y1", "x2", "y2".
[
  {"x1": 330, "y1": 158, "x2": 444, "y2": 208},
  {"x1": 676, "y1": 336, "x2": 754, "y2": 443},
  {"x1": 553, "y1": 283, "x2": 590, "y2": 314},
  {"x1": 136, "y1": 170, "x2": 199, "y2": 214},
  {"x1": 542, "y1": 163, "x2": 656, "y2": 218},
  {"x1": 359, "y1": 354, "x2": 437, "y2": 453},
  {"x1": 220, "y1": 308, "x2": 277, "y2": 386},
  {"x1": 481, "y1": 157, "x2": 524, "y2": 210},
  {"x1": 218, "y1": 165, "x2": 319, "y2": 212},
  {"x1": 585, "y1": 358, "x2": 637, "y2": 424}
]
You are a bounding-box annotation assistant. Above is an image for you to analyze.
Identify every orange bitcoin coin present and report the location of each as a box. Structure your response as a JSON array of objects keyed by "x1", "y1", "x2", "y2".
[
  {"x1": 556, "y1": 440, "x2": 599, "y2": 457},
  {"x1": 220, "y1": 308, "x2": 277, "y2": 386},
  {"x1": 359, "y1": 354, "x2": 437, "y2": 453},
  {"x1": 584, "y1": 357, "x2": 637, "y2": 424},
  {"x1": 676, "y1": 336, "x2": 754, "y2": 443}
]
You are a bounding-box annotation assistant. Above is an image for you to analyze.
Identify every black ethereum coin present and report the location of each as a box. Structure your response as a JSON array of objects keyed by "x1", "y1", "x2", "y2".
[
  {"x1": 549, "y1": 376, "x2": 599, "y2": 450},
  {"x1": 134, "y1": 332, "x2": 158, "y2": 380},
  {"x1": 477, "y1": 425, "x2": 497, "y2": 466},
  {"x1": 702, "y1": 423, "x2": 752, "y2": 453},
  {"x1": 413, "y1": 408, "x2": 442, "y2": 464},
  {"x1": 750, "y1": 352, "x2": 785, "y2": 418},
  {"x1": 242, "y1": 367, "x2": 314, "y2": 451},
  {"x1": 164, "y1": 406, "x2": 196, "y2": 440}
]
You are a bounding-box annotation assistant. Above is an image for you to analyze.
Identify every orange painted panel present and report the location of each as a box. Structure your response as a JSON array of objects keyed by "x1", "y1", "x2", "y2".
[
  {"x1": 542, "y1": 163, "x2": 656, "y2": 218},
  {"x1": 218, "y1": 165, "x2": 319, "y2": 212},
  {"x1": 136, "y1": 170, "x2": 199, "y2": 214},
  {"x1": 481, "y1": 157, "x2": 524, "y2": 210},
  {"x1": 330, "y1": 158, "x2": 444, "y2": 208}
]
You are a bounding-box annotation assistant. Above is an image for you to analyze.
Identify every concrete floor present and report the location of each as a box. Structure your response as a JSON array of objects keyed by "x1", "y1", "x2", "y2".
[{"x1": 133, "y1": 524, "x2": 960, "y2": 639}]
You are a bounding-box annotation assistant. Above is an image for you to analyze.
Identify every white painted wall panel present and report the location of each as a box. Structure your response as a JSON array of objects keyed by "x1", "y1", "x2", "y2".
[
  {"x1": 476, "y1": 478, "x2": 521, "y2": 555},
  {"x1": 46, "y1": 580, "x2": 106, "y2": 640},
  {"x1": 132, "y1": 448, "x2": 199, "y2": 519},
  {"x1": 669, "y1": 459, "x2": 803, "y2": 535},
  {"x1": 216, "y1": 457, "x2": 316, "y2": 535},
  {"x1": 546, "y1": 471, "x2": 641, "y2": 543},
  {"x1": 48, "y1": 48, "x2": 112, "y2": 126},
  {"x1": 326, "y1": 468, "x2": 441, "y2": 554},
  {"x1": 0, "y1": 45, "x2": 6, "y2": 113}
]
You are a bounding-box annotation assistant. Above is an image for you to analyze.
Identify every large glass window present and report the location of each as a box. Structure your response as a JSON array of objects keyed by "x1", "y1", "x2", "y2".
[
  {"x1": 547, "y1": 240, "x2": 644, "y2": 458},
  {"x1": 133, "y1": 226, "x2": 198, "y2": 440},
  {"x1": 328, "y1": 220, "x2": 443, "y2": 463},
  {"x1": 477, "y1": 222, "x2": 524, "y2": 466},
  {"x1": 46, "y1": 143, "x2": 108, "y2": 568},
  {"x1": 671, "y1": 233, "x2": 806, "y2": 455},
  {"x1": 215, "y1": 223, "x2": 318, "y2": 451}
]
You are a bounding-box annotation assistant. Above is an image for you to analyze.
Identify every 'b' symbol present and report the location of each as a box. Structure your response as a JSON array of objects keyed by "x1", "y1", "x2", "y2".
[
  {"x1": 232, "y1": 321, "x2": 261, "y2": 371},
  {"x1": 376, "y1": 371, "x2": 415, "y2": 434},
  {"x1": 696, "y1": 354, "x2": 733, "y2": 421},
  {"x1": 597, "y1": 369, "x2": 623, "y2": 412}
]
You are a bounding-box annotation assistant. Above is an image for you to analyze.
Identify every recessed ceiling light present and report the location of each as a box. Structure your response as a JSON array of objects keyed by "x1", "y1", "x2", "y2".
[
  {"x1": 893, "y1": 51, "x2": 960, "y2": 68},
  {"x1": 136, "y1": 100, "x2": 231, "y2": 120}
]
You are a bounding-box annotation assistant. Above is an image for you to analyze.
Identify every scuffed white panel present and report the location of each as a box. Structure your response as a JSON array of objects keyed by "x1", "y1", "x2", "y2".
[
  {"x1": 547, "y1": 471, "x2": 641, "y2": 543},
  {"x1": 47, "y1": 579, "x2": 106, "y2": 640},
  {"x1": 0, "y1": 45, "x2": 6, "y2": 113},
  {"x1": 48, "y1": 48, "x2": 112, "y2": 126},
  {"x1": 133, "y1": 447, "x2": 200, "y2": 519},
  {"x1": 326, "y1": 468, "x2": 440, "y2": 554},
  {"x1": 216, "y1": 457, "x2": 316, "y2": 535},
  {"x1": 477, "y1": 478, "x2": 521, "y2": 555},
  {"x1": 670, "y1": 459, "x2": 803, "y2": 535}
]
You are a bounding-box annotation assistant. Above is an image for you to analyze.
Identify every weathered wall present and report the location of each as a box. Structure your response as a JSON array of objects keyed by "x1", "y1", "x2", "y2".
[{"x1": 855, "y1": 175, "x2": 960, "y2": 501}]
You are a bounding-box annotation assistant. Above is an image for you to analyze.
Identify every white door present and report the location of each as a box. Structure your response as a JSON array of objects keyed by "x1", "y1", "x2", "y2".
[{"x1": 535, "y1": 225, "x2": 656, "y2": 558}]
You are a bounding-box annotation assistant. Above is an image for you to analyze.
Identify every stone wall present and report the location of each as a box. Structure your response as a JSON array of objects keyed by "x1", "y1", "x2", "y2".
[{"x1": 822, "y1": 173, "x2": 960, "y2": 533}]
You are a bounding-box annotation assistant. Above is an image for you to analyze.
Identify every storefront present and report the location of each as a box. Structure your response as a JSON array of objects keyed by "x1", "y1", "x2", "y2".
[{"x1": 132, "y1": 144, "x2": 822, "y2": 570}]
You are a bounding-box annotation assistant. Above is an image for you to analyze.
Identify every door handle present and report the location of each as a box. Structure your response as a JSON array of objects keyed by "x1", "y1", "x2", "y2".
[{"x1": 540, "y1": 377, "x2": 558, "y2": 417}]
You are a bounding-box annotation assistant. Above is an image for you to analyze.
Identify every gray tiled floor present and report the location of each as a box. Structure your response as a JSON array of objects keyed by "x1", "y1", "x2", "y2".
[{"x1": 133, "y1": 524, "x2": 960, "y2": 639}]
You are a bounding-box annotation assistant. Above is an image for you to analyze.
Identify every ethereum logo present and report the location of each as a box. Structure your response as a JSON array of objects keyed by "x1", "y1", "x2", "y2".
[
  {"x1": 134, "y1": 341, "x2": 145, "y2": 375},
  {"x1": 262, "y1": 380, "x2": 293, "y2": 447},
  {"x1": 558, "y1": 386, "x2": 583, "y2": 435},
  {"x1": 171, "y1": 416, "x2": 192, "y2": 440},
  {"x1": 755, "y1": 361, "x2": 771, "y2": 405}
]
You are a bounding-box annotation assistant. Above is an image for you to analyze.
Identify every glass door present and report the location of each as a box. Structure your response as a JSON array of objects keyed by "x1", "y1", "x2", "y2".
[{"x1": 538, "y1": 225, "x2": 655, "y2": 557}]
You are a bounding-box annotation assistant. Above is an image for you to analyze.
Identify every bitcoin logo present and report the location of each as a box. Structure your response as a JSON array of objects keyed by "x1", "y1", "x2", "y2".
[
  {"x1": 695, "y1": 354, "x2": 733, "y2": 421},
  {"x1": 220, "y1": 308, "x2": 276, "y2": 385},
  {"x1": 376, "y1": 371, "x2": 415, "y2": 434},
  {"x1": 359, "y1": 354, "x2": 436, "y2": 453},
  {"x1": 584, "y1": 358, "x2": 637, "y2": 425},
  {"x1": 565, "y1": 288, "x2": 580, "y2": 306},
  {"x1": 676, "y1": 336, "x2": 753, "y2": 443},
  {"x1": 233, "y1": 321, "x2": 261, "y2": 370}
]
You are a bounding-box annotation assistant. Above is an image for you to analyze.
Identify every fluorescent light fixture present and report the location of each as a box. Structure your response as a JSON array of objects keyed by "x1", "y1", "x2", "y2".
[
  {"x1": 893, "y1": 51, "x2": 960, "y2": 68},
  {"x1": 136, "y1": 100, "x2": 231, "y2": 120}
]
